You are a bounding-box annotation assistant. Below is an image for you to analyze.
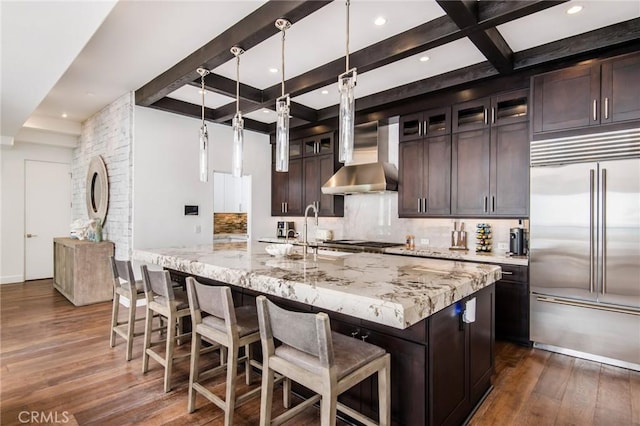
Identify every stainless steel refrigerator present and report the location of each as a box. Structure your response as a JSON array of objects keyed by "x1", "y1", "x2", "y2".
[{"x1": 529, "y1": 128, "x2": 640, "y2": 371}]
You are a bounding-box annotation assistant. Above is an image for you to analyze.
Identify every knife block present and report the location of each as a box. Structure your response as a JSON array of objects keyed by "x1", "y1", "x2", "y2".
[{"x1": 450, "y1": 230, "x2": 468, "y2": 250}]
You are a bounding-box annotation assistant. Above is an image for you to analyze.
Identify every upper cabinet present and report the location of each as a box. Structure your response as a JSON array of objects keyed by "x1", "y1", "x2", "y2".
[
  {"x1": 451, "y1": 89, "x2": 529, "y2": 217},
  {"x1": 532, "y1": 51, "x2": 640, "y2": 137},
  {"x1": 399, "y1": 107, "x2": 451, "y2": 217},
  {"x1": 214, "y1": 172, "x2": 250, "y2": 213}
]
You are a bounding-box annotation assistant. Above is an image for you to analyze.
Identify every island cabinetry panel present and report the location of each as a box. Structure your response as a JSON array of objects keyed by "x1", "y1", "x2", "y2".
[
  {"x1": 452, "y1": 89, "x2": 529, "y2": 217},
  {"x1": 53, "y1": 237, "x2": 114, "y2": 306},
  {"x1": 399, "y1": 107, "x2": 451, "y2": 217},
  {"x1": 429, "y1": 284, "x2": 494, "y2": 426},
  {"x1": 532, "y1": 51, "x2": 640, "y2": 137},
  {"x1": 495, "y1": 264, "x2": 530, "y2": 346}
]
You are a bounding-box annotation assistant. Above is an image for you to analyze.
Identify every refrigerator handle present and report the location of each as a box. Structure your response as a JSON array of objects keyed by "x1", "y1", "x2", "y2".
[
  {"x1": 601, "y1": 168, "x2": 607, "y2": 295},
  {"x1": 589, "y1": 169, "x2": 595, "y2": 293}
]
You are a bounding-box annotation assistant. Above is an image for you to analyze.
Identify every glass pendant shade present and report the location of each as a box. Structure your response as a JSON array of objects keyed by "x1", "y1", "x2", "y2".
[
  {"x1": 199, "y1": 124, "x2": 209, "y2": 182},
  {"x1": 232, "y1": 113, "x2": 244, "y2": 178},
  {"x1": 275, "y1": 95, "x2": 290, "y2": 172},
  {"x1": 338, "y1": 70, "x2": 356, "y2": 164}
]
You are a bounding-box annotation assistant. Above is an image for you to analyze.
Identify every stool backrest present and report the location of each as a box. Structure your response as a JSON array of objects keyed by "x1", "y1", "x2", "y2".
[
  {"x1": 110, "y1": 257, "x2": 136, "y2": 292},
  {"x1": 140, "y1": 265, "x2": 175, "y2": 302},
  {"x1": 256, "y1": 295, "x2": 334, "y2": 368},
  {"x1": 185, "y1": 277, "x2": 237, "y2": 333}
]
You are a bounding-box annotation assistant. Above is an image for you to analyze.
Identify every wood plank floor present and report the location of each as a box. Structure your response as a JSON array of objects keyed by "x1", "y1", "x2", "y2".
[{"x1": 1, "y1": 280, "x2": 638, "y2": 425}]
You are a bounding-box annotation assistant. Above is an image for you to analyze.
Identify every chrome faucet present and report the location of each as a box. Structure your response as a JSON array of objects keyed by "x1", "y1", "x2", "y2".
[
  {"x1": 285, "y1": 229, "x2": 297, "y2": 243},
  {"x1": 303, "y1": 203, "x2": 319, "y2": 255}
]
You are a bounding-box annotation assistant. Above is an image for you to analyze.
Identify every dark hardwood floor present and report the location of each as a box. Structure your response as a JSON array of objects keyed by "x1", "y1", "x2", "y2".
[{"x1": 1, "y1": 280, "x2": 638, "y2": 425}]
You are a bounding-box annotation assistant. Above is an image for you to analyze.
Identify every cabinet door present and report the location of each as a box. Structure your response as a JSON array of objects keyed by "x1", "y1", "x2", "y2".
[
  {"x1": 429, "y1": 300, "x2": 468, "y2": 426},
  {"x1": 453, "y1": 98, "x2": 491, "y2": 133},
  {"x1": 495, "y1": 280, "x2": 530, "y2": 345},
  {"x1": 318, "y1": 155, "x2": 337, "y2": 216},
  {"x1": 316, "y1": 133, "x2": 334, "y2": 156},
  {"x1": 303, "y1": 156, "x2": 320, "y2": 210},
  {"x1": 398, "y1": 140, "x2": 423, "y2": 216},
  {"x1": 601, "y1": 52, "x2": 640, "y2": 124},
  {"x1": 452, "y1": 128, "x2": 491, "y2": 215},
  {"x1": 271, "y1": 166, "x2": 288, "y2": 215},
  {"x1": 399, "y1": 112, "x2": 424, "y2": 142},
  {"x1": 286, "y1": 159, "x2": 303, "y2": 216},
  {"x1": 490, "y1": 121, "x2": 530, "y2": 216},
  {"x1": 491, "y1": 89, "x2": 529, "y2": 127},
  {"x1": 468, "y1": 285, "x2": 494, "y2": 406},
  {"x1": 532, "y1": 64, "x2": 601, "y2": 133},
  {"x1": 424, "y1": 135, "x2": 451, "y2": 215}
]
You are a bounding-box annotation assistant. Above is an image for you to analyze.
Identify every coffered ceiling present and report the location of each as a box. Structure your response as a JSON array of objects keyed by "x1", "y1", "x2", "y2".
[{"x1": 2, "y1": 0, "x2": 639, "y2": 145}]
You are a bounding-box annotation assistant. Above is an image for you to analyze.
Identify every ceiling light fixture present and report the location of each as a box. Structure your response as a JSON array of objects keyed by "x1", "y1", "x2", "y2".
[
  {"x1": 61, "y1": 113, "x2": 68, "y2": 118},
  {"x1": 338, "y1": 0, "x2": 356, "y2": 164},
  {"x1": 231, "y1": 46, "x2": 245, "y2": 178},
  {"x1": 269, "y1": 67, "x2": 278, "y2": 73},
  {"x1": 196, "y1": 67, "x2": 210, "y2": 183},
  {"x1": 275, "y1": 18, "x2": 292, "y2": 173},
  {"x1": 321, "y1": 89, "x2": 329, "y2": 95},
  {"x1": 567, "y1": 5, "x2": 583, "y2": 14},
  {"x1": 419, "y1": 56, "x2": 430, "y2": 62},
  {"x1": 263, "y1": 109, "x2": 271, "y2": 114},
  {"x1": 374, "y1": 16, "x2": 386, "y2": 26}
]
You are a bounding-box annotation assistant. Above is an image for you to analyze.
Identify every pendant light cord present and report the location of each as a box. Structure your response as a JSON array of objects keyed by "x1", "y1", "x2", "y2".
[
  {"x1": 281, "y1": 27, "x2": 286, "y2": 97},
  {"x1": 236, "y1": 54, "x2": 240, "y2": 115},
  {"x1": 201, "y1": 74, "x2": 206, "y2": 126},
  {"x1": 345, "y1": 0, "x2": 350, "y2": 72}
]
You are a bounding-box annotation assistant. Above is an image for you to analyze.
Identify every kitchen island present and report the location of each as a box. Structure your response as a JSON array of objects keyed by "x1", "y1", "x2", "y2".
[{"x1": 133, "y1": 242, "x2": 500, "y2": 425}]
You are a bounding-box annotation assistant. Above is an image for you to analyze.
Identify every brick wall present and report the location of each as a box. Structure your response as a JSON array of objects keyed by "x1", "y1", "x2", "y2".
[{"x1": 72, "y1": 92, "x2": 133, "y2": 260}]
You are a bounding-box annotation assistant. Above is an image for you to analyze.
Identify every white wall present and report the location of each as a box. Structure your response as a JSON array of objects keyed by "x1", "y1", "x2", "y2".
[
  {"x1": 133, "y1": 106, "x2": 271, "y2": 250},
  {"x1": 0, "y1": 142, "x2": 73, "y2": 283}
]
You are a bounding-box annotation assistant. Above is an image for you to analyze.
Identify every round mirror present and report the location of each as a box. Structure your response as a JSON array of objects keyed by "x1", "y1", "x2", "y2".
[{"x1": 86, "y1": 155, "x2": 109, "y2": 225}]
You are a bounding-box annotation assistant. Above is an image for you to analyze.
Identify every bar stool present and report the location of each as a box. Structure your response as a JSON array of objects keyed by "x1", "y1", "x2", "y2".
[
  {"x1": 256, "y1": 295, "x2": 391, "y2": 426},
  {"x1": 185, "y1": 277, "x2": 283, "y2": 426},
  {"x1": 109, "y1": 257, "x2": 146, "y2": 361},
  {"x1": 140, "y1": 265, "x2": 206, "y2": 392}
]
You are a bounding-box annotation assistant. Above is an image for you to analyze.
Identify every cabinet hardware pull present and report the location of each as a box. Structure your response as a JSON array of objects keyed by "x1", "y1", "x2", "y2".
[
  {"x1": 492, "y1": 195, "x2": 495, "y2": 212},
  {"x1": 26, "y1": 233, "x2": 38, "y2": 238},
  {"x1": 423, "y1": 120, "x2": 428, "y2": 136},
  {"x1": 424, "y1": 197, "x2": 428, "y2": 213},
  {"x1": 285, "y1": 202, "x2": 288, "y2": 213},
  {"x1": 491, "y1": 107, "x2": 495, "y2": 124},
  {"x1": 601, "y1": 168, "x2": 607, "y2": 295},
  {"x1": 418, "y1": 198, "x2": 422, "y2": 213},
  {"x1": 418, "y1": 121, "x2": 422, "y2": 136},
  {"x1": 351, "y1": 330, "x2": 359, "y2": 338},
  {"x1": 361, "y1": 334, "x2": 369, "y2": 342},
  {"x1": 604, "y1": 97, "x2": 609, "y2": 120},
  {"x1": 502, "y1": 271, "x2": 513, "y2": 275},
  {"x1": 484, "y1": 108, "x2": 488, "y2": 125},
  {"x1": 589, "y1": 169, "x2": 595, "y2": 293},
  {"x1": 593, "y1": 99, "x2": 597, "y2": 121},
  {"x1": 483, "y1": 196, "x2": 488, "y2": 213}
]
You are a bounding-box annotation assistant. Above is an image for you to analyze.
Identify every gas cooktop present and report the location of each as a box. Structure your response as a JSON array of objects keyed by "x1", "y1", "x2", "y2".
[{"x1": 320, "y1": 239, "x2": 403, "y2": 253}]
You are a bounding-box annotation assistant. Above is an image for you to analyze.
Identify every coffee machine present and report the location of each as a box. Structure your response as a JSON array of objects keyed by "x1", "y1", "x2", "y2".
[
  {"x1": 509, "y1": 227, "x2": 528, "y2": 256},
  {"x1": 277, "y1": 221, "x2": 295, "y2": 238}
]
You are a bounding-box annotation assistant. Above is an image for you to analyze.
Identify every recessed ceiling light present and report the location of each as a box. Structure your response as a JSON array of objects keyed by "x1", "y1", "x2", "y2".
[
  {"x1": 419, "y1": 56, "x2": 430, "y2": 62},
  {"x1": 567, "y1": 5, "x2": 583, "y2": 15},
  {"x1": 374, "y1": 16, "x2": 386, "y2": 26},
  {"x1": 263, "y1": 109, "x2": 271, "y2": 114},
  {"x1": 198, "y1": 89, "x2": 207, "y2": 95},
  {"x1": 86, "y1": 92, "x2": 94, "y2": 97},
  {"x1": 269, "y1": 67, "x2": 278, "y2": 73},
  {"x1": 321, "y1": 89, "x2": 329, "y2": 95},
  {"x1": 61, "y1": 113, "x2": 68, "y2": 118}
]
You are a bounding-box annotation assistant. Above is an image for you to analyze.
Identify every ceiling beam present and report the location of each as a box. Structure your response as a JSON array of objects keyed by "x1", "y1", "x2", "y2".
[
  {"x1": 437, "y1": 0, "x2": 513, "y2": 74},
  {"x1": 188, "y1": 73, "x2": 263, "y2": 105},
  {"x1": 476, "y1": 1, "x2": 568, "y2": 28},
  {"x1": 135, "y1": 0, "x2": 332, "y2": 107}
]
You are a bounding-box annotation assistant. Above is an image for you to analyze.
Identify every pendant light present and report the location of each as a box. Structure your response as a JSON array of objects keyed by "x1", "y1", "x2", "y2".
[
  {"x1": 338, "y1": 0, "x2": 356, "y2": 164},
  {"x1": 275, "y1": 18, "x2": 292, "y2": 173},
  {"x1": 197, "y1": 67, "x2": 210, "y2": 182},
  {"x1": 231, "y1": 46, "x2": 245, "y2": 178}
]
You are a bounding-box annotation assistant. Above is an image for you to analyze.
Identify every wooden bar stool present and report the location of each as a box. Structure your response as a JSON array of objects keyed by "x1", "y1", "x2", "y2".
[
  {"x1": 109, "y1": 257, "x2": 146, "y2": 361},
  {"x1": 185, "y1": 277, "x2": 283, "y2": 426},
  {"x1": 256, "y1": 295, "x2": 391, "y2": 426},
  {"x1": 140, "y1": 265, "x2": 202, "y2": 393}
]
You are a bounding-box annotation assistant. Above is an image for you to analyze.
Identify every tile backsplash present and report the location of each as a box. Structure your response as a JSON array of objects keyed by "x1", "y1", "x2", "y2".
[{"x1": 213, "y1": 213, "x2": 247, "y2": 235}]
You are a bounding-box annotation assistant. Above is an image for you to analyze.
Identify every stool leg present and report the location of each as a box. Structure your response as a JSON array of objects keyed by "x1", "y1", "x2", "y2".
[
  {"x1": 164, "y1": 313, "x2": 176, "y2": 393},
  {"x1": 224, "y1": 345, "x2": 239, "y2": 426},
  {"x1": 244, "y1": 344, "x2": 253, "y2": 385},
  {"x1": 379, "y1": 355, "x2": 391, "y2": 426},
  {"x1": 187, "y1": 332, "x2": 201, "y2": 413},
  {"x1": 320, "y1": 389, "x2": 338, "y2": 426},
  {"x1": 110, "y1": 293, "x2": 119, "y2": 347},
  {"x1": 259, "y1": 363, "x2": 275, "y2": 426},
  {"x1": 141, "y1": 307, "x2": 153, "y2": 373},
  {"x1": 283, "y1": 377, "x2": 291, "y2": 409},
  {"x1": 125, "y1": 298, "x2": 136, "y2": 361}
]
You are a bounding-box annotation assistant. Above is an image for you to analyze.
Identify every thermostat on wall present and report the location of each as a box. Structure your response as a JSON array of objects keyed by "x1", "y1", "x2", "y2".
[{"x1": 184, "y1": 205, "x2": 199, "y2": 216}]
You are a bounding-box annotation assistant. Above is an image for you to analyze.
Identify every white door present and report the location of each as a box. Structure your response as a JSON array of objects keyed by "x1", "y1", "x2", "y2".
[{"x1": 25, "y1": 161, "x2": 71, "y2": 280}]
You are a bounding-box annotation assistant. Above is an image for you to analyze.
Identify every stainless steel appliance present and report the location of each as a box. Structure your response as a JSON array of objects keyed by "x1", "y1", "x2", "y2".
[
  {"x1": 529, "y1": 128, "x2": 640, "y2": 370},
  {"x1": 509, "y1": 228, "x2": 527, "y2": 256},
  {"x1": 276, "y1": 221, "x2": 295, "y2": 239},
  {"x1": 319, "y1": 239, "x2": 403, "y2": 254}
]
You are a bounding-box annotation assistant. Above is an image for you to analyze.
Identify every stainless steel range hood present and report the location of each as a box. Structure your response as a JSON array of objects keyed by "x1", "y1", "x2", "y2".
[{"x1": 321, "y1": 121, "x2": 398, "y2": 195}]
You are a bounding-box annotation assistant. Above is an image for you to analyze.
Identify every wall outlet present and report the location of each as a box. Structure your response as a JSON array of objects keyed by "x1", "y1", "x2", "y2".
[
  {"x1": 420, "y1": 238, "x2": 430, "y2": 246},
  {"x1": 195, "y1": 225, "x2": 201, "y2": 234},
  {"x1": 498, "y1": 242, "x2": 508, "y2": 250}
]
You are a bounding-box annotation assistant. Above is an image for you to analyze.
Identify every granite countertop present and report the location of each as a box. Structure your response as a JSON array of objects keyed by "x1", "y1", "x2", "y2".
[
  {"x1": 257, "y1": 237, "x2": 528, "y2": 266},
  {"x1": 133, "y1": 242, "x2": 500, "y2": 330}
]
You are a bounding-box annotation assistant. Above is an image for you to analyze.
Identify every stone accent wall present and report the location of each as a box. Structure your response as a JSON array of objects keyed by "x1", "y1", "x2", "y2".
[
  {"x1": 213, "y1": 213, "x2": 248, "y2": 235},
  {"x1": 72, "y1": 92, "x2": 134, "y2": 260}
]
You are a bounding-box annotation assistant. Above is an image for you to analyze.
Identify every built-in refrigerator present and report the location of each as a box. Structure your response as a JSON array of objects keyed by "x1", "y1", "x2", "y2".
[{"x1": 529, "y1": 128, "x2": 640, "y2": 371}]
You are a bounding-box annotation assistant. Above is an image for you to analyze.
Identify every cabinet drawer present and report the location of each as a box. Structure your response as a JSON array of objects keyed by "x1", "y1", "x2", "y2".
[{"x1": 498, "y1": 264, "x2": 528, "y2": 283}]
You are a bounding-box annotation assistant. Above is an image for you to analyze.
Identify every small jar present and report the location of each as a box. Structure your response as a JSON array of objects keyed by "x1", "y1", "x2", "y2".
[{"x1": 405, "y1": 234, "x2": 415, "y2": 250}]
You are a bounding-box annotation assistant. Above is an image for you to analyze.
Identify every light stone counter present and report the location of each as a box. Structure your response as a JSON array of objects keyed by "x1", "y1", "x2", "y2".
[
  {"x1": 133, "y1": 242, "x2": 500, "y2": 330},
  {"x1": 384, "y1": 246, "x2": 529, "y2": 266}
]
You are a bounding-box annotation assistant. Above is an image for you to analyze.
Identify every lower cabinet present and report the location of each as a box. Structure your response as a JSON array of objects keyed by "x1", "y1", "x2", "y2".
[{"x1": 495, "y1": 264, "x2": 530, "y2": 345}]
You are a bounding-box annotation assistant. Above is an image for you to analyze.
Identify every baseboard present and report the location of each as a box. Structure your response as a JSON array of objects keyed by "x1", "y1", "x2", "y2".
[{"x1": 1, "y1": 275, "x2": 24, "y2": 284}]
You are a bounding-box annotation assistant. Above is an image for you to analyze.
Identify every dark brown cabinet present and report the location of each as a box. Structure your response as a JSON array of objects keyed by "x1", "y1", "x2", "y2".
[
  {"x1": 399, "y1": 107, "x2": 451, "y2": 217},
  {"x1": 271, "y1": 133, "x2": 343, "y2": 217},
  {"x1": 271, "y1": 153, "x2": 303, "y2": 216},
  {"x1": 302, "y1": 132, "x2": 343, "y2": 217},
  {"x1": 532, "y1": 51, "x2": 640, "y2": 136},
  {"x1": 495, "y1": 264, "x2": 530, "y2": 346},
  {"x1": 429, "y1": 284, "x2": 494, "y2": 426},
  {"x1": 452, "y1": 89, "x2": 529, "y2": 217}
]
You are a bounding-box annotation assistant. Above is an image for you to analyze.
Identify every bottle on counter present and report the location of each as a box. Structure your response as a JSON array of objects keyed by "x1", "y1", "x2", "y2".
[{"x1": 405, "y1": 234, "x2": 415, "y2": 250}]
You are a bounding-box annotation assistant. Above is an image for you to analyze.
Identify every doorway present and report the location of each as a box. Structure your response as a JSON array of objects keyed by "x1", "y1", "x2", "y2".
[{"x1": 25, "y1": 160, "x2": 71, "y2": 280}]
